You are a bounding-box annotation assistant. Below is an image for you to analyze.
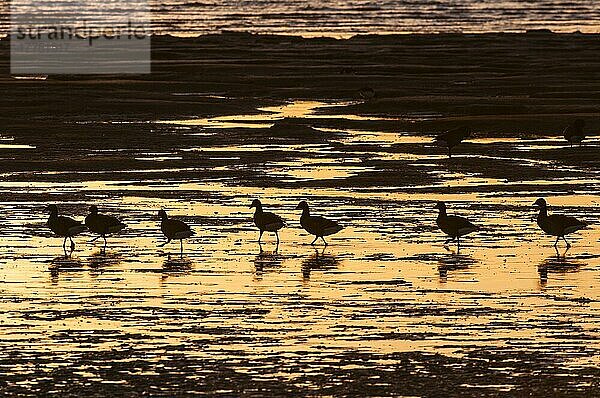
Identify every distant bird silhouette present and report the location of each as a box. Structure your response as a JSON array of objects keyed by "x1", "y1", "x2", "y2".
[
  {"x1": 158, "y1": 209, "x2": 194, "y2": 254},
  {"x1": 359, "y1": 87, "x2": 376, "y2": 101},
  {"x1": 435, "y1": 201, "x2": 479, "y2": 248},
  {"x1": 85, "y1": 205, "x2": 126, "y2": 251},
  {"x1": 295, "y1": 201, "x2": 343, "y2": 246},
  {"x1": 46, "y1": 204, "x2": 86, "y2": 253},
  {"x1": 435, "y1": 126, "x2": 471, "y2": 158},
  {"x1": 563, "y1": 119, "x2": 586, "y2": 146},
  {"x1": 533, "y1": 198, "x2": 587, "y2": 248},
  {"x1": 250, "y1": 199, "x2": 284, "y2": 245}
]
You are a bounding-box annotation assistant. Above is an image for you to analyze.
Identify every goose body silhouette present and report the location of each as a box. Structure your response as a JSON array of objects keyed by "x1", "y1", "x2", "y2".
[
  {"x1": 435, "y1": 126, "x2": 471, "y2": 158},
  {"x1": 533, "y1": 198, "x2": 587, "y2": 248},
  {"x1": 435, "y1": 201, "x2": 479, "y2": 247},
  {"x1": 46, "y1": 204, "x2": 86, "y2": 252},
  {"x1": 158, "y1": 209, "x2": 194, "y2": 253},
  {"x1": 250, "y1": 199, "x2": 284, "y2": 244},
  {"x1": 359, "y1": 87, "x2": 376, "y2": 101},
  {"x1": 85, "y1": 205, "x2": 126, "y2": 250},
  {"x1": 296, "y1": 201, "x2": 343, "y2": 246},
  {"x1": 563, "y1": 119, "x2": 586, "y2": 146}
]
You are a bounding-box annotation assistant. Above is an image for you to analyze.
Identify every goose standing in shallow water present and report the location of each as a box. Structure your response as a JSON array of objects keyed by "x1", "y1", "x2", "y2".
[
  {"x1": 46, "y1": 204, "x2": 86, "y2": 253},
  {"x1": 435, "y1": 126, "x2": 471, "y2": 158},
  {"x1": 85, "y1": 205, "x2": 126, "y2": 251},
  {"x1": 563, "y1": 119, "x2": 586, "y2": 146},
  {"x1": 533, "y1": 198, "x2": 587, "y2": 248},
  {"x1": 158, "y1": 209, "x2": 194, "y2": 254},
  {"x1": 435, "y1": 201, "x2": 479, "y2": 249},
  {"x1": 250, "y1": 199, "x2": 284, "y2": 245},
  {"x1": 295, "y1": 201, "x2": 343, "y2": 246}
]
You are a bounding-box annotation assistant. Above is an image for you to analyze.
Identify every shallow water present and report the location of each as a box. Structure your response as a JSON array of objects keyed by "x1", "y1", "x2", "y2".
[
  {"x1": 3, "y1": 0, "x2": 600, "y2": 37},
  {"x1": 1, "y1": 99, "x2": 599, "y2": 395}
]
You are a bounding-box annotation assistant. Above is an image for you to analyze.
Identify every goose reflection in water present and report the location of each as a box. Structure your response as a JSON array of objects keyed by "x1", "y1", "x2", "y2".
[
  {"x1": 88, "y1": 250, "x2": 122, "y2": 269},
  {"x1": 254, "y1": 243, "x2": 283, "y2": 276},
  {"x1": 161, "y1": 255, "x2": 193, "y2": 280},
  {"x1": 301, "y1": 248, "x2": 340, "y2": 281},
  {"x1": 538, "y1": 249, "x2": 583, "y2": 288},
  {"x1": 437, "y1": 252, "x2": 478, "y2": 282},
  {"x1": 48, "y1": 255, "x2": 84, "y2": 284}
]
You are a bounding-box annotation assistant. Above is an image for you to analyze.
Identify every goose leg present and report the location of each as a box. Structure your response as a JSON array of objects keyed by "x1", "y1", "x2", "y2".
[
  {"x1": 321, "y1": 236, "x2": 328, "y2": 247},
  {"x1": 63, "y1": 236, "x2": 67, "y2": 250},
  {"x1": 448, "y1": 147, "x2": 452, "y2": 158},
  {"x1": 275, "y1": 231, "x2": 280, "y2": 245},
  {"x1": 563, "y1": 236, "x2": 571, "y2": 249},
  {"x1": 158, "y1": 239, "x2": 171, "y2": 248},
  {"x1": 554, "y1": 236, "x2": 559, "y2": 248},
  {"x1": 180, "y1": 239, "x2": 183, "y2": 255},
  {"x1": 89, "y1": 235, "x2": 100, "y2": 243},
  {"x1": 69, "y1": 237, "x2": 75, "y2": 252},
  {"x1": 258, "y1": 230, "x2": 263, "y2": 243},
  {"x1": 103, "y1": 235, "x2": 108, "y2": 252},
  {"x1": 311, "y1": 236, "x2": 318, "y2": 245}
]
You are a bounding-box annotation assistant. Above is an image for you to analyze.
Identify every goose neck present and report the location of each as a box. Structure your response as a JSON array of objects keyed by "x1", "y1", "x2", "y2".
[{"x1": 537, "y1": 206, "x2": 547, "y2": 219}]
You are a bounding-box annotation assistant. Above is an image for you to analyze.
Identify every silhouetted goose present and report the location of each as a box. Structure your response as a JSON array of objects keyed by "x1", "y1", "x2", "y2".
[
  {"x1": 359, "y1": 87, "x2": 376, "y2": 101},
  {"x1": 435, "y1": 201, "x2": 479, "y2": 248},
  {"x1": 85, "y1": 205, "x2": 126, "y2": 251},
  {"x1": 158, "y1": 209, "x2": 194, "y2": 254},
  {"x1": 563, "y1": 119, "x2": 586, "y2": 146},
  {"x1": 295, "y1": 201, "x2": 343, "y2": 246},
  {"x1": 533, "y1": 198, "x2": 587, "y2": 248},
  {"x1": 250, "y1": 199, "x2": 284, "y2": 244},
  {"x1": 435, "y1": 126, "x2": 471, "y2": 158},
  {"x1": 46, "y1": 204, "x2": 86, "y2": 253}
]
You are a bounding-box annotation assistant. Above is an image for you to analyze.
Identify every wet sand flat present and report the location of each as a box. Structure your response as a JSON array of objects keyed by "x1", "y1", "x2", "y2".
[{"x1": 0, "y1": 33, "x2": 599, "y2": 396}]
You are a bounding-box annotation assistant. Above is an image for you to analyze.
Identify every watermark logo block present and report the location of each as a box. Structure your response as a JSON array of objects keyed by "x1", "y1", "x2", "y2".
[{"x1": 10, "y1": 0, "x2": 150, "y2": 74}]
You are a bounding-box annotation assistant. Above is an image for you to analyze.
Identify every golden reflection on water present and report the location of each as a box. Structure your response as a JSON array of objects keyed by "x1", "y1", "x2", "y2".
[
  {"x1": 158, "y1": 100, "x2": 399, "y2": 128},
  {"x1": 2, "y1": 191, "x2": 599, "y2": 360},
  {"x1": 1, "y1": 100, "x2": 600, "y2": 391}
]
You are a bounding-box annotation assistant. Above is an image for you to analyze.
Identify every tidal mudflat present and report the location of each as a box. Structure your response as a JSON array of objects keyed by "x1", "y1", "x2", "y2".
[{"x1": 0, "y1": 33, "x2": 599, "y2": 396}]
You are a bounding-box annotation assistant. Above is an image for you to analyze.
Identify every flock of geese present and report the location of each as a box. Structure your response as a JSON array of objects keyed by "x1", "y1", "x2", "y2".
[
  {"x1": 44, "y1": 117, "x2": 593, "y2": 256},
  {"x1": 46, "y1": 197, "x2": 588, "y2": 255},
  {"x1": 433, "y1": 119, "x2": 591, "y2": 158}
]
